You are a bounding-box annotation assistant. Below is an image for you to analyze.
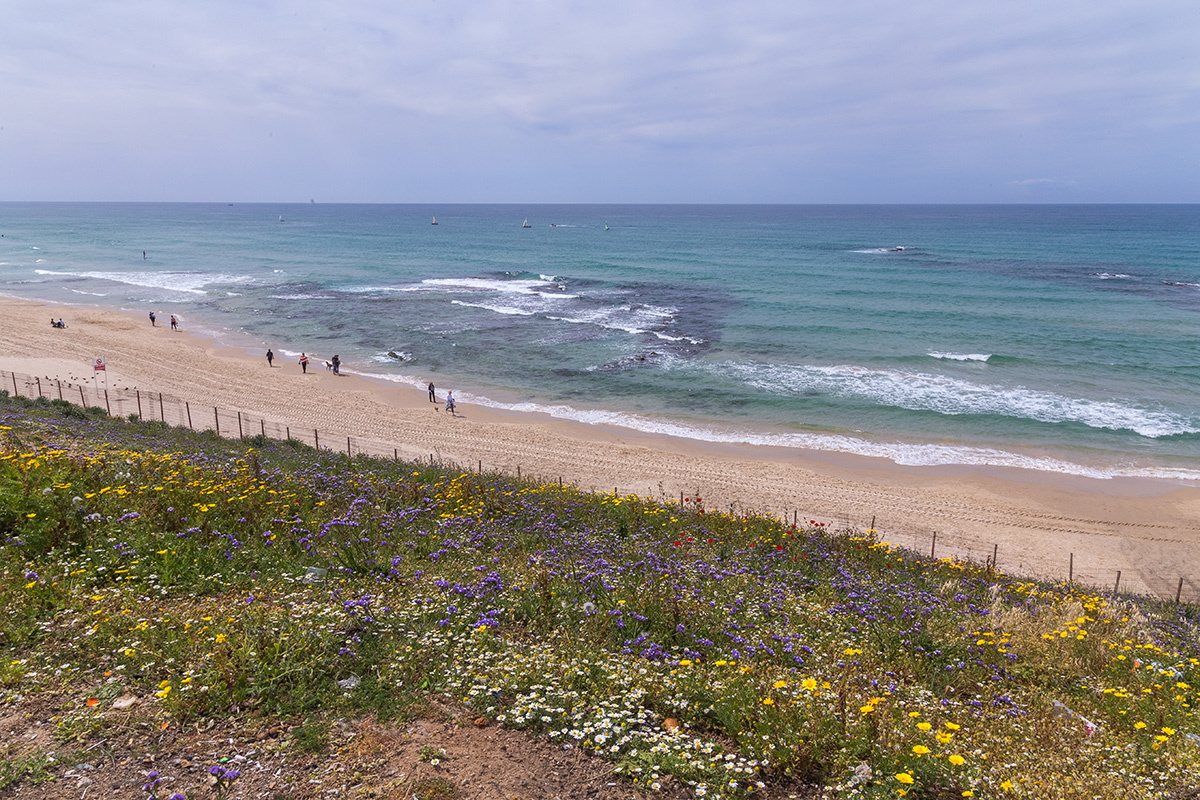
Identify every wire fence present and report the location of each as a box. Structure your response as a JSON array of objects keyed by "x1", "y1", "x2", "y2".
[{"x1": 3, "y1": 368, "x2": 1196, "y2": 605}]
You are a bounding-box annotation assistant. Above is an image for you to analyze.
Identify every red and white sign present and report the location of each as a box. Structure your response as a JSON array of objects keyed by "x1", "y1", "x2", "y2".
[{"x1": 93, "y1": 357, "x2": 106, "y2": 372}]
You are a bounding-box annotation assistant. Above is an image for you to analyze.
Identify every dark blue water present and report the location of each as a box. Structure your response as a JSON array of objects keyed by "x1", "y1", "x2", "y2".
[{"x1": 3, "y1": 203, "x2": 1199, "y2": 479}]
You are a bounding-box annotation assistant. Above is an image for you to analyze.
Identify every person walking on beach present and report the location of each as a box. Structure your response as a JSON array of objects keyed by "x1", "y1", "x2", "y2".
[
  {"x1": 266, "y1": 349, "x2": 274, "y2": 367},
  {"x1": 445, "y1": 390, "x2": 456, "y2": 416},
  {"x1": 170, "y1": 315, "x2": 178, "y2": 331},
  {"x1": 428, "y1": 382, "x2": 436, "y2": 403},
  {"x1": 148, "y1": 311, "x2": 156, "y2": 326},
  {"x1": 299, "y1": 352, "x2": 309, "y2": 373},
  {"x1": 332, "y1": 354, "x2": 340, "y2": 374}
]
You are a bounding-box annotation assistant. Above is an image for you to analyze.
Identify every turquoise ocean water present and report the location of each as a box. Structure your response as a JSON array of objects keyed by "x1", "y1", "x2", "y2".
[{"x1": 2, "y1": 203, "x2": 1198, "y2": 480}]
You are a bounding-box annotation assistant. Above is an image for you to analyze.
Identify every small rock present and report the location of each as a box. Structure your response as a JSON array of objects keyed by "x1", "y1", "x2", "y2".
[
  {"x1": 473, "y1": 717, "x2": 487, "y2": 728},
  {"x1": 112, "y1": 695, "x2": 139, "y2": 710}
]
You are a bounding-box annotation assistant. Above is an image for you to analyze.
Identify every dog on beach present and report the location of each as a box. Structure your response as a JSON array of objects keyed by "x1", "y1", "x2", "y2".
[{"x1": 323, "y1": 360, "x2": 334, "y2": 370}]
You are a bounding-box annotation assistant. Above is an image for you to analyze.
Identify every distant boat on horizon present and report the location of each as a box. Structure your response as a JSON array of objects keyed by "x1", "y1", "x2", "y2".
[
  {"x1": 522, "y1": 218, "x2": 532, "y2": 228},
  {"x1": 431, "y1": 215, "x2": 438, "y2": 225}
]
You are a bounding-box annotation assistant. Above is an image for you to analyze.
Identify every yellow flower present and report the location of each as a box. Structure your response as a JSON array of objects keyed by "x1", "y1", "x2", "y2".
[
  {"x1": 802, "y1": 678, "x2": 818, "y2": 691},
  {"x1": 948, "y1": 755, "x2": 965, "y2": 766},
  {"x1": 912, "y1": 745, "x2": 930, "y2": 756},
  {"x1": 860, "y1": 705, "x2": 875, "y2": 714},
  {"x1": 917, "y1": 722, "x2": 932, "y2": 731},
  {"x1": 962, "y1": 792, "x2": 974, "y2": 798},
  {"x1": 945, "y1": 722, "x2": 961, "y2": 730},
  {"x1": 215, "y1": 633, "x2": 226, "y2": 643},
  {"x1": 895, "y1": 773, "x2": 914, "y2": 785},
  {"x1": 773, "y1": 680, "x2": 787, "y2": 689},
  {"x1": 1134, "y1": 721, "x2": 1147, "y2": 729},
  {"x1": 1162, "y1": 727, "x2": 1176, "y2": 735},
  {"x1": 761, "y1": 698, "x2": 774, "y2": 705},
  {"x1": 1000, "y1": 781, "x2": 1014, "y2": 791}
]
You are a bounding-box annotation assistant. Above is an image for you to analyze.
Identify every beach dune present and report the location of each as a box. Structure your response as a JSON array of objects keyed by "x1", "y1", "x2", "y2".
[{"x1": 3, "y1": 295, "x2": 1199, "y2": 600}]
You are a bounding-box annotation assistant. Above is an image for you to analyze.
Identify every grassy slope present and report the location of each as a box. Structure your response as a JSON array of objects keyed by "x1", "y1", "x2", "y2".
[{"x1": 1, "y1": 393, "x2": 1198, "y2": 799}]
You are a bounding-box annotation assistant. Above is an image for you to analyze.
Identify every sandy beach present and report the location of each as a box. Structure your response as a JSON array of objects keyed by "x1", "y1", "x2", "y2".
[{"x1": 3, "y1": 295, "x2": 1199, "y2": 600}]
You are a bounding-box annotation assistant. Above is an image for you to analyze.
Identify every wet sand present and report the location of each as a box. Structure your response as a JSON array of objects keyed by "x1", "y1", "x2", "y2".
[{"x1": 3, "y1": 295, "x2": 1199, "y2": 599}]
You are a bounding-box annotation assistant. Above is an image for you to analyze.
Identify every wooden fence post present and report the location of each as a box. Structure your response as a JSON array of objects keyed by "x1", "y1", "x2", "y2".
[
  {"x1": 136, "y1": 390, "x2": 142, "y2": 418},
  {"x1": 79, "y1": 385, "x2": 86, "y2": 406},
  {"x1": 186, "y1": 402, "x2": 192, "y2": 429},
  {"x1": 1114, "y1": 571, "x2": 1121, "y2": 594},
  {"x1": 1177, "y1": 577, "x2": 1185, "y2": 605},
  {"x1": 214, "y1": 407, "x2": 220, "y2": 436},
  {"x1": 314, "y1": 429, "x2": 319, "y2": 450},
  {"x1": 159, "y1": 392, "x2": 164, "y2": 421},
  {"x1": 10, "y1": 371, "x2": 17, "y2": 396},
  {"x1": 347, "y1": 436, "x2": 351, "y2": 456},
  {"x1": 261, "y1": 419, "x2": 265, "y2": 437},
  {"x1": 930, "y1": 531, "x2": 937, "y2": 559},
  {"x1": 1069, "y1": 553, "x2": 1074, "y2": 583},
  {"x1": 57, "y1": 380, "x2": 63, "y2": 401},
  {"x1": 104, "y1": 390, "x2": 110, "y2": 415},
  {"x1": 237, "y1": 411, "x2": 243, "y2": 440},
  {"x1": 36, "y1": 377, "x2": 42, "y2": 398}
]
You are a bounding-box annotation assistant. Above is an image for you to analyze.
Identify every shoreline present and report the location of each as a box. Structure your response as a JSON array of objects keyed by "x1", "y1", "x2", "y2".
[{"x1": 3, "y1": 294, "x2": 1200, "y2": 600}]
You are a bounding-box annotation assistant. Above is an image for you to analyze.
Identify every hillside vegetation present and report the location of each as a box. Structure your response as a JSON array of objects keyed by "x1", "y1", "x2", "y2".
[{"x1": 1, "y1": 393, "x2": 1198, "y2": 799}]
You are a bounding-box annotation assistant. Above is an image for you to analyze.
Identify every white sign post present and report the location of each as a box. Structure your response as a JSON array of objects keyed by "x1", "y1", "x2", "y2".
[{"x1": 92, "y1": 356, "x2": 107, "y2": 398}]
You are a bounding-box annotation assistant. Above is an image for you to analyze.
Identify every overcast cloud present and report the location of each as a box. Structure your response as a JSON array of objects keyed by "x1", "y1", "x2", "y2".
[{"x1": 2, "y1": 0, "x2": 1197, "y2": 202}]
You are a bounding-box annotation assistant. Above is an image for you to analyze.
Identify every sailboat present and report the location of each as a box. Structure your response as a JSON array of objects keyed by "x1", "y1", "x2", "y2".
[
  {"x1": 431, "y1": 215, "x2": 438, "y2": 226},
  {"x1": 522, "y1": 218, "x2": 532, "y2": 228}
]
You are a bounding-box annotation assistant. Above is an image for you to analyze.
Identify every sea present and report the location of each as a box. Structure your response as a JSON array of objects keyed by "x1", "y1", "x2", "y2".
[{"x1": 2, "y1": 203, "x2": 1199, "y2": 481}]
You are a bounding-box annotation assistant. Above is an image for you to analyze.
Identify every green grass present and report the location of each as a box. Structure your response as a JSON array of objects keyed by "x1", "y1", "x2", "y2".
[{"x1": 0, "y1": 392, "x2": 1198, "y2": 799}]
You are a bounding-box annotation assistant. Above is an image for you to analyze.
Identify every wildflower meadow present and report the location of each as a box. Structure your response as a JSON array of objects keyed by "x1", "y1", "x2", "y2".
[{"x1": 1, "y1": 392, "x2": 1198, "y2": 799}]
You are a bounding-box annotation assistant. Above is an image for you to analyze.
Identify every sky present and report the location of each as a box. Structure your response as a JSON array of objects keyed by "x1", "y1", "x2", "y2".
[{"x1": 2, "y1": 0, "x2": 1198, "y2": 203}]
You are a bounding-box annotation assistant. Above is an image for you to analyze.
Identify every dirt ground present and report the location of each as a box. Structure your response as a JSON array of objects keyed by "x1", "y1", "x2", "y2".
[{"x1": 0, "y1": 688, "x2": 822, "y2": 800}]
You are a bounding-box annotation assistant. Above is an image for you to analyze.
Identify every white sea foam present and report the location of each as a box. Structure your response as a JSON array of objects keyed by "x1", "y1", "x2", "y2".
[
  {"x1": 356, "y1": 277, "x2": 577, "y2": 300},
  {"x1": 34, "y1": 269, "x2": 255, "y2": 295},
  {"x1": 451, "y1": 300, "x2": 536, "y2": 316},
  {"x1": 426, "y1": 279, "x2": 693, "y2": 342},
  {"x1": 853, "y1": 246, "x2": 907, "y2": 254},
  {"x1": 928, "y1": 351, "x2": 992, "y2": 362},
  {"x1": 1094, "y1": 272, "x2": 1133, "y2": 280},
  {"x1": 707, "y1": 360, "x2": 1198, "y2": 439},
  {"x1": 349, "y1": 368, "x2": 1200, "y2": 480},
  {"x1": 546, "y1": 303, "x2": 679, "y2": 337},
  {"x1": 268, "y1": 294, "x2": 335, "y2": 301},
  {"x1": 69, "y1": 289, "x2": 108, "y2": 297},
  {"x1": 419, "y1": 277, "x2": 566, "y2": 295}
]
